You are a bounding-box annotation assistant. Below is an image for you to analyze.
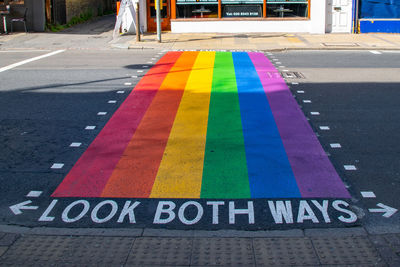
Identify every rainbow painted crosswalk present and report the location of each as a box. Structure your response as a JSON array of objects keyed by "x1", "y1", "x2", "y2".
[{"x1": 52, "y1": 51, "x2": 350, "y2": 199}]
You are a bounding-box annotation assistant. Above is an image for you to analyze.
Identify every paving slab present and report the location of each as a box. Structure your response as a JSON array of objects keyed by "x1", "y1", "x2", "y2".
[
  {"x1": 192, "y1": 238, "x2": 255, "y2": 266},
  {"x1": 254, "y1": 237, "x2": 319, "y2": 266},
  {"x1": 126, "y1": 237, "x2": 192, "y2": 266},
  {"x1": 312, "y1": 236, "x2": 383, "y2": 265},
  {"x1": 0, "y1": 235, "x2": 134, "y2": 266}
]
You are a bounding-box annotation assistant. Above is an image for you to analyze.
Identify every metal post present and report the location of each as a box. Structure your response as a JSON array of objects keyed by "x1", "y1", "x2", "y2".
[
  {"x1": 136, "y1": 2, "x2": 141, "y2": 42},
  {"x1": 354, "y1": 0, "x2": 360, "y2": 33},
  {"x1": 156, "y1": 0, "x2": 161, "y2": 43}
]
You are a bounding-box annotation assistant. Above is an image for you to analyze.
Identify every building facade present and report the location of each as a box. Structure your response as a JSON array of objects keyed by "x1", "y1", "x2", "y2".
[
  {"x1": 0, "y1": 0, "x2": 114, "y2": 32},
  {"x1": 357, "y1": 0, "x2": 400, "y2": 33},
  {"x1": 133, "y1": 0, "x2": 356, "y2": 34}
]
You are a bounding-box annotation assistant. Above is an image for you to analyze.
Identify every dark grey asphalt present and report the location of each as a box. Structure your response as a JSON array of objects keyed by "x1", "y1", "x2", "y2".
[
  {"x1": 0, "y1": 49, "x2": 158, "y2": 226},
  {"x1": 274, "y1": 50, "x2": 400, "y2": 233}
]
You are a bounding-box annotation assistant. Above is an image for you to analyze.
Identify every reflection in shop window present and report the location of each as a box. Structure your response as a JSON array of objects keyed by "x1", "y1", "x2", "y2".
[
  {"x1": 266, "y1": 0, "x2": 308, "y2": 18},
  {"x1": 176, "y1": 0, "x2": 218, "y2": 18}
]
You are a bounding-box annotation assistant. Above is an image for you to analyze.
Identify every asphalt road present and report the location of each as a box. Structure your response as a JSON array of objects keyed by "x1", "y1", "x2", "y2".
[
  {"x1": 275, "y1": 50, "x2": 400, "y2": 233},
  {"x1": 0, "y1": 49, "x2": 399, "y2": 233}
]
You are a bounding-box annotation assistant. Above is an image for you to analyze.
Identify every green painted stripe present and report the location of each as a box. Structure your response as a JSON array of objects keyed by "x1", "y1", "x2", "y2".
[{"x1": 201, "y1": 52, "x2": 251, "y2": 199}]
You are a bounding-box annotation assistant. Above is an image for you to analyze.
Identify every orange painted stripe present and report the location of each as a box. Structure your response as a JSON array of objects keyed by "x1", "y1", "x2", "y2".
[
  {"x1": 52, "y1": 51, "x2": 182, "y2": 198},
  {"x1": 101, "y1": 51, "x2": 199, "y2": 198}
]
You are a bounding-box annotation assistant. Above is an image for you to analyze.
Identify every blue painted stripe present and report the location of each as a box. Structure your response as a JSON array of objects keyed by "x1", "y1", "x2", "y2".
[{"x1": 232, "y1": 52, "x2": 301, "y2": 198}]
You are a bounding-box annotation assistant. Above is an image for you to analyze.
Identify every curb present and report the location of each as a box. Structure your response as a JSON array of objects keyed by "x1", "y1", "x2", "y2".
[
  {"x1": 0, "y1": 224, "x2": 379, "y2": 238},
  {"x1": 126, "y1": 45, "x2": 400, "y2": 51}
]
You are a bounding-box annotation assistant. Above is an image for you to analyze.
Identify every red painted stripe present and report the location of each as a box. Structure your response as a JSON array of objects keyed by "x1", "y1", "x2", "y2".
[
  {"x1": 101, "y1": 51, "x2": 199, "y2": 198},
  {"x1": 52, "y1": 52, "x2": 183, "y2": 197}
]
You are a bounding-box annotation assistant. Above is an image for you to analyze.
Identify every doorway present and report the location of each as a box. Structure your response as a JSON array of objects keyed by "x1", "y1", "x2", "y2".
[
  {"x1": 147, "y1": 0, "x2": 170, "y2": 31},
  {"x1": 330, "y1": 0, "x2": 352, "y2": 33}
]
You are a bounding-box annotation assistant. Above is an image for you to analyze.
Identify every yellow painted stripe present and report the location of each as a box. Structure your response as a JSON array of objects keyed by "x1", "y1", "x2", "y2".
[
  {"x1": 287, "y1": 37, "x2": 303, "y2": 44},
  {"x1": 150, "y1": 51, "x2": 216, "y2": 198}
]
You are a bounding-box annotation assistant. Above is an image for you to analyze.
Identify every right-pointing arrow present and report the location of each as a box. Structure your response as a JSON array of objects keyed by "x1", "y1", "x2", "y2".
[{"x1": 369, "y1": 203, "x2": 398, "y2": 218}]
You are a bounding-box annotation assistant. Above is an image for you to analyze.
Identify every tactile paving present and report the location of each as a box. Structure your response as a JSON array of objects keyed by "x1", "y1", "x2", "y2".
[
  {"x1": 192, "y1": 238, "x2": 255, "y2": 266},
  {"x1": 126, "y1": 237, "x2": 192, "y2": 266},
  {"x1": 0, "y1": 233, "x2": 19, "y2": 246},
  {"x1": 0, "y1": 235, "x2": 134, "y2": 266},
  {"x1": 253, "y1": 237, "x2": 319, "y2": 266},
  {"x1": 312, "y1": 236, "x2": 382, "y2": 265}
]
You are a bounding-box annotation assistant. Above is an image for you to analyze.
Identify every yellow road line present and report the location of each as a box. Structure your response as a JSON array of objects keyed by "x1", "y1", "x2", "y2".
[{"x1": 150, "y1": 51, "x2": 216, "y2": 198}]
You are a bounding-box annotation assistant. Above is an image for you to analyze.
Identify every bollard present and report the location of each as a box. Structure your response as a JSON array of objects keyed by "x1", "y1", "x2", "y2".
[{"x1": 136, "y1": 2, "x2": 140, "y2": 42}]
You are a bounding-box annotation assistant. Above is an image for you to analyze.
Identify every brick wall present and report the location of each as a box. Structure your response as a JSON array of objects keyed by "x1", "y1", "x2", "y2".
[{"x1": 65, "y1": 0, "x2": 112, "y2": 23}]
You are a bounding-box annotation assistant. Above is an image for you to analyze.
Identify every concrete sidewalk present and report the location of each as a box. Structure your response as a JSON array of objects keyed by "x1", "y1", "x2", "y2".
[
  {"x1": 128, "y1": 32, "x2": 400, "y2": 51},
  {"x1": 0, "y1": 226, "x2": 399, "y2": 266}
]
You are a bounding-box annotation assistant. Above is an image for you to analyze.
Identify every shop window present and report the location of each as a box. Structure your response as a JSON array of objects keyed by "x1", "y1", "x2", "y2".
[
  {"x1": 176, "y1": 0, "x2": 218, "y2": 18},
  {"x1": 266, "y1": 0, "x2": 308, "y2": 18},
  {"x1": 222, "y1": 0, "x2": 262, "y2": 18},
  {"x1": 174, "y1": 0, "x2": 309, "y2": 19}
]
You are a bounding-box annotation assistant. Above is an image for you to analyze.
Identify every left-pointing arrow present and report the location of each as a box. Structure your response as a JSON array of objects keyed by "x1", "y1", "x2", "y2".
[{"x1": 9, "y1": 200, "x2": 39, "y2": 215}]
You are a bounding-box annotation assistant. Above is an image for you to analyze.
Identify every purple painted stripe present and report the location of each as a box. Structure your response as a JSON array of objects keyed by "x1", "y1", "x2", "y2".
[{"x1": 248, "y1": 52, "x2": 350, "y2": 198}]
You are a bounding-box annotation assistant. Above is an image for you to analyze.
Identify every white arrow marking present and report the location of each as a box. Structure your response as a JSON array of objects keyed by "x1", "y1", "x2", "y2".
[
  {"x1": 369, "y1": 203, "x2": 398, "y2": 218},
  {"x1": 9, "y1": 200, "x2": 39, "y2": 215}
]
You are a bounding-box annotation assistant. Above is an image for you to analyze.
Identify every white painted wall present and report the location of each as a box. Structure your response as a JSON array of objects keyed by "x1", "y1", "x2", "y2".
[{"x1": 171, "y1": 0, "x2": 326, "y2": 34}]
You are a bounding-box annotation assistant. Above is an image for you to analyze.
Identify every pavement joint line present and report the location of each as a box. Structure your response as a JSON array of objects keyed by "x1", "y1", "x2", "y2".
[
  {"x1": 85, "y1": 126, "x2": 96, "y2": 130},
  {"x1": 50, "y1": 163, "x2": 64, "y2": 169},
  {"x1": 361, "y1": 191, "x2": 376, "y2": 198},
  {"x1": 69, "y1": 142, "x2": 82, "y2": 147}
]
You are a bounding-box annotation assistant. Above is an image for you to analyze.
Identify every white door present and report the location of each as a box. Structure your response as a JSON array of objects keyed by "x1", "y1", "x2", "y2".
[{"x1": 331, "y1": 0, "x2": 352, "y2": 33}]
